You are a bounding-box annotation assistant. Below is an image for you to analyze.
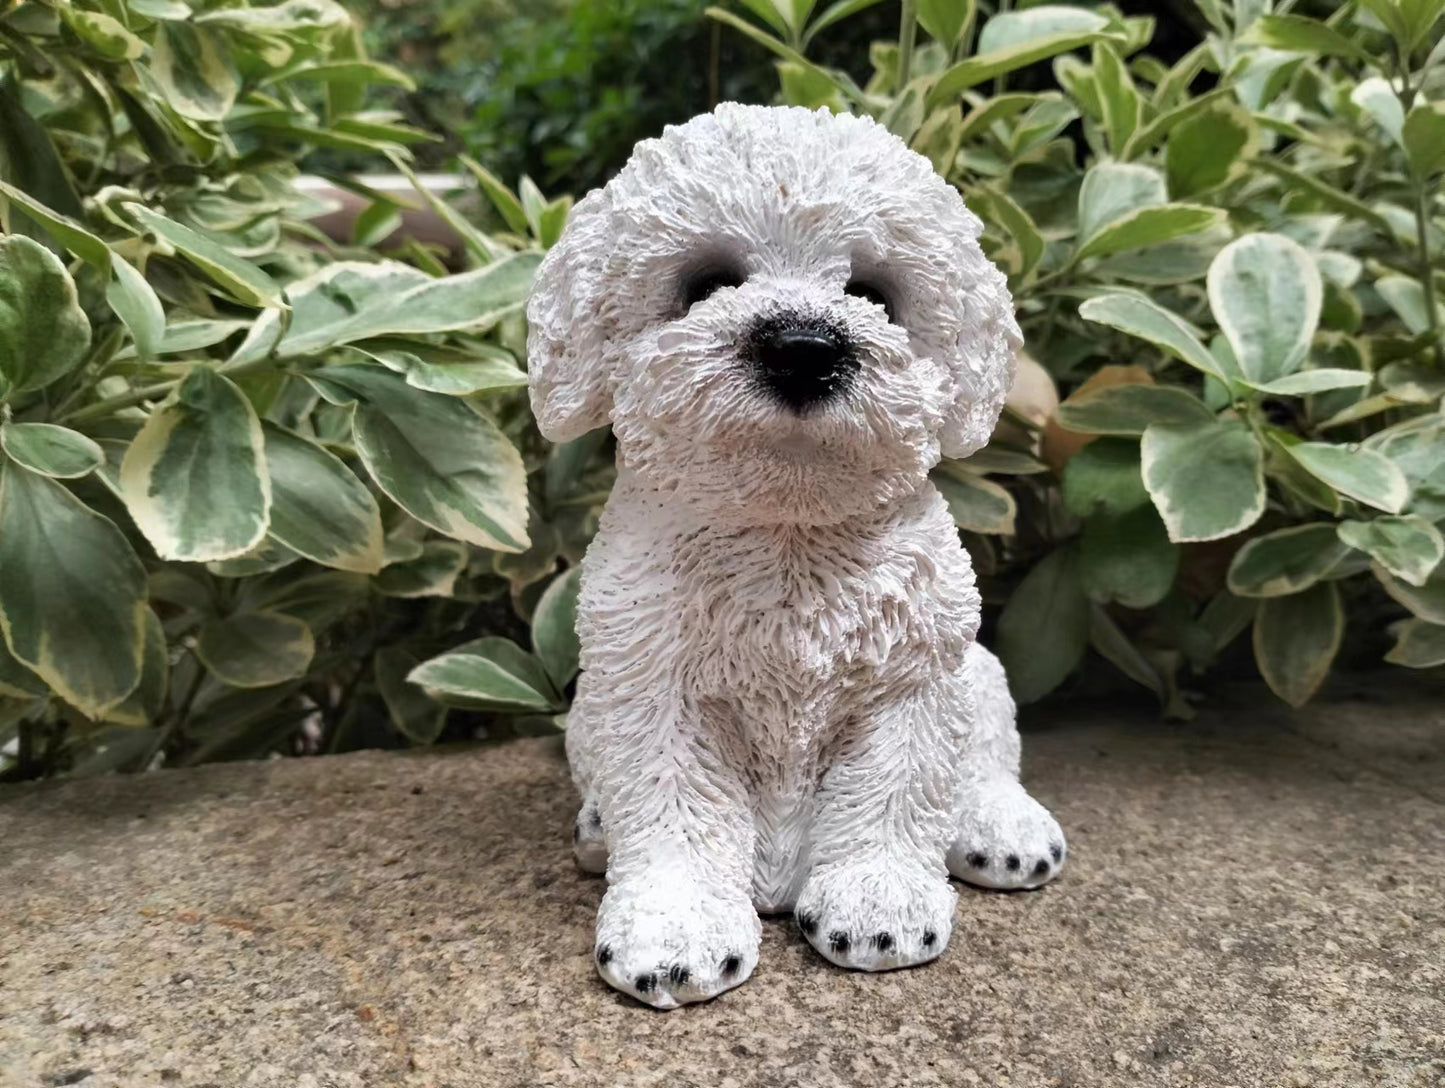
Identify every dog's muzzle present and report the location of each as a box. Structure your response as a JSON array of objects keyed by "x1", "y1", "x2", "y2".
[{"x1": 744, "y1": 312, "x2": 859, "y2": 415}]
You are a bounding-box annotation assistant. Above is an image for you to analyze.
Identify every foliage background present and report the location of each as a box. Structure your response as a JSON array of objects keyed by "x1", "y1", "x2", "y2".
[{"x1": 0, "y1": 0, "x2": 1442, "y2": 781}]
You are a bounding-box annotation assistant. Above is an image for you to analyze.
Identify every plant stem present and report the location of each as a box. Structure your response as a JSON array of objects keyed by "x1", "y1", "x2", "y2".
[
  {"x1": 897, "y1": 0, "x2": 918, "y2": 90},
  {"x1": 59, "y1": 379, "x2": 177, "y2": 425},
  {"x1": 1415, "y1": 181, "x2": 1443, "y2": 368}
]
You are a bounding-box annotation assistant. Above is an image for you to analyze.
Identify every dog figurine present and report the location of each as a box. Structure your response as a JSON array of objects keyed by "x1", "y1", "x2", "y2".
[{"x1": 527, "y1": 103, "x2": 1065, "y2": 1009}]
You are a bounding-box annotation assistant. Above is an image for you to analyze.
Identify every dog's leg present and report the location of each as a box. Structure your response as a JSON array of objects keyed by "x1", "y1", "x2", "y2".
[
  {"x1": 587, "y1": 693, "x2": 761, "y2": 1009},
  {"x1": 947, "y1": 643, "x2": 1066, "y2": 890},
  {"x1": 793, "y1": 682, "x2": 961, "y2": 971}
]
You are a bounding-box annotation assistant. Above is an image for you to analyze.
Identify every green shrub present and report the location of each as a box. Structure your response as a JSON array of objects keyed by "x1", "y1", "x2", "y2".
[
  {"x1": 704, "y1": 0, "x2": 1445, "y2": 713},
  {"x1": 1, "y1": 0, "x2": 1442, "y2": 782},
  {"x1": 0, "y1": 0, "x2": 593, "y2": 780}
]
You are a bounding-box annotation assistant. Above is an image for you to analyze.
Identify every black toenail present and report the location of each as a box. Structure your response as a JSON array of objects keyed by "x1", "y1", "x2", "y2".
[
  {"x1": 967, "y1": 852, "x2": 988, "y2": 868},
  {"x1": 873, "y1": 932, "x2": 894, "y2": 951},
  {"x1": 796, "y1": 911, "x2": 817, "y2": 936},
  {"x1": 1006, "y1": 854, "x2": 1021, "y2": 871},
  {"x1": 922, "y1": 930, "x2": 937, "y2": 947},
  {"x1": 669, "y1": 964, "x2": 689, "y2": 986},
  {"x1": 1050, "y1": 843, "x2": 1063, "y2": 862},
  {"x1": 591, "y1": 808, "x2": 603, "y2": 827},
  {"x1": 1033, "y1": 859, "x2": 1050, "y2": 876},
  {"x1": 635, "y1": 973, "x2": 655, "y2": 993},
  {"x1": 828, "y1": 931, "x2": 850, "y2": 954},
  {"x1": 721, "y1": 954, "x2": 741, "y2": 977},
  {"x1": 596, "y1": 944, "x2": 612, "y2": 965}
]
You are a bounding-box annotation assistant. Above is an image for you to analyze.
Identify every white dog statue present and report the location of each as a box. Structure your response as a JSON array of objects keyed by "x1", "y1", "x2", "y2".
[{"x1": 526, "y1": 103, "x2": 1066, "y2": 1009}]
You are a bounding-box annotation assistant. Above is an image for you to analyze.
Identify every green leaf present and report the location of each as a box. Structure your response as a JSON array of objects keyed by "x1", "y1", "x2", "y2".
[
  {"x1": 1351, "y1": 77, "x2": 1405, "y2": 145},
  {"x1": 103, "y1": 610, "x2": 170, "y2": 727},
  {"x1": 1252, "y1": 160, "x2": 1393, "y2": 234},
  {"x1": 1088, "y1": 603, "x2": 1164, "y2": 699},
  {"x1": 971, "y1": 187, "x2": 1045, "y2": 279},
  {"x1": 1056, "y1": 383, "x2": 1216, "y2": 435},
  {"x1": 1384, "y1": 619, "x2": 1445, "y2": 668},
  {"x1": 367, "y1": 344, "x2": 528, "y2": 396},
  {"x1": 1253, "y1": 582, "x2": 1342, "y2": 707},
  {"x1": 806, "y1": 0, "x2": 889, "y2": 44},
  {"x1": 1238, "y1": 14, "x2": 1372, "y2": 64},
  {"x1": 1141, "y1": 419, "x2": 1265, "y2": 542},
  {"x1": 0, "y1": 179, "x2": 111, "y2": 272},
  {"x1": 929, "y1": 24, "x2": 1115, "y2": 106},
  {"x1": 1338, "y1": 515, "x2": 1444, "y2": 587},
  {"x1": 308, "y1": 364, "x2": 529, "y2": 552},
  {"x1": 932, "y1": 467, "x2": 1017, "y2": 534},
  {"x1": 0, "y1": 423, "x2": 103, "y2": 479},
  {"x1": 230, "y1": 253, "x2": 540, "y2": 364},
  {"x1": 458, "y1": 154, "x2": 529, "y2": 235},
  {"x1": 976, "y1": 5, "x2": 1109, "y2": 53},
  {"x1": 262, "y1": 423, "x2": 383, "y2": 574},
  {"x1": 1403, "y1": 101, "x2": 1445, "y2": 179},
  {"x1": 107, "y1": 256, "x2": 166, "y2": 362},
  {"x1": 1207, "y1": 233, "x2": 1321, "y2": 384},
  {"x1": 374, "y1": 540, "x2": 468, "y2": 597},
  {"x1": 1093, "y1": 42, "x2": 1140, "y2": 152},
  {"x1": 532, "y1": 566, "x2": 583, "y2": 690},
  {"x1": 408, "y1": 636, "x2": 562, "y2": 712},
  {"x1": 0, "y1": 629, "x2": 47, "y2": 698},
  {"x1": 1375, "y1": 275, "x2": 1445, "y2": 336},
  {"x1": 1061, "y1": 437, "x2": 1150, "y2": 516},
  {"x1": 1080, "y1": 505, "x2": 1178, "y2": 609},
  {"x1": 1376, "y1": 562, "x2": 1445, "y2": 624},
  {"x1": 149, "y1": 23, "x2": 239, "y2": 122},
  {"x1": 125, "y1": 204, "x2": 284, "y2": 309},
  {"x1": 0, "y1": 235, "x2": 91, "y2": 395},
  {"x1": 1077, "y1": 294, "x2": 1230, "y2": 383},
  {"x1": 62, "y1": 9, "x2": 146, "y2": 60},
  {"x1": 120, "y1": 367, "x2": 271, "y2": 562},
  {"x1": 1165, "y1": 101, "x2": 1255, "y2": 198},
  {"x1": 1226, "y1": 524, "x2": 1349, "y2": 598},
  {"x1": 1285, "y1": 442, "x2": 1409, "y2": 514},
  {"x1": 193, "y1": 0, "x2": 350, "y2": 33},
  {"x1": 1074, "y1": 204, "x2": 1222, "y2": 261},
  {"x1": 1367, "y1": 415, "x2": 1445, "y2": 520},
  {"x1": 375, "y1": 646, "x2": 446, "y2": 744},
  {"x1": 1077, "y1": 162, "x2": 1166, "y2": 242},
  {"x1": 1241, "y1": 369, "x2": 1371, "y2": 396},
  {"x1": 129, "y1": 0, "x2": 194, "y2": 18},
  {"x1": 916, "y1": 0, "x2": 975, "y2": 46},
  {"x1": 0, "y1": 460, "x2": 147, "y2": 717},
  {"x1": 994, "y1": 545, "x2": 1090, "y2": 704},
  {"x1": 196, "y1": 611, "x2": 315, "y2": 688}
]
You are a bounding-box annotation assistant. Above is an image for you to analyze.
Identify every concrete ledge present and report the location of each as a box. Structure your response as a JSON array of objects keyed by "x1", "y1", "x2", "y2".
[{"x1": 2, "y1": 687, "x2": 1443, "y2": 1087}]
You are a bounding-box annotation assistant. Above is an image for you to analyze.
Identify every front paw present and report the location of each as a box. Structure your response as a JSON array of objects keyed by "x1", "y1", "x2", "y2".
[
  {"x1": 948, "y1": 778, "x2": 1066, "y2": 891},
  {"x1": 794, "y1": 855, "x2": 956, "y2": 972},
  {"x1": 593, "y1": 877, "x2": 761, "y2": 1009}
]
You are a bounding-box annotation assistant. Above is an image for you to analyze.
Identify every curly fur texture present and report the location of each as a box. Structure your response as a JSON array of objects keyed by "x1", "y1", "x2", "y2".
[{"x1": 528, "y1": 104, "x2": 1065, "y2": 1009}]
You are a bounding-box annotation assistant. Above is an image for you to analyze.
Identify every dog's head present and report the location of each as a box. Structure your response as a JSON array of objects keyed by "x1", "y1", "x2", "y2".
[{"x1": 527, "y1": 103, "x2": 1020, "y2": 525}]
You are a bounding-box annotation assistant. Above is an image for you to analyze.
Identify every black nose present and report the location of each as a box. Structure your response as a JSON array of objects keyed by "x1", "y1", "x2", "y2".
[{"x1": 748, "y1": 318, "x2": 857, "y2": 414}]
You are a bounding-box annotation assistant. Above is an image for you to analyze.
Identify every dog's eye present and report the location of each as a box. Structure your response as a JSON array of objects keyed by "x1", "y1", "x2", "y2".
[
  {"x1": 681, "y1": 268, "x2": 745, "y2": 310},
  {"x1": 845, "y1": 279, "x2": 895, "y2": 321}
]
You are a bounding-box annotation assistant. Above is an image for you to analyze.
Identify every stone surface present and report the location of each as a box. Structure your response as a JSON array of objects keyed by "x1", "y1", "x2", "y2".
[{"x1": 2, "y1": 682, "x2": 1443, "y2": 1088}]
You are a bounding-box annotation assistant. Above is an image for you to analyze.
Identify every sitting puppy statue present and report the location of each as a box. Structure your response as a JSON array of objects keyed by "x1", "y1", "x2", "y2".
[{"x1": 527, "y1": 103, "x2": 1066, "y2": 1009}]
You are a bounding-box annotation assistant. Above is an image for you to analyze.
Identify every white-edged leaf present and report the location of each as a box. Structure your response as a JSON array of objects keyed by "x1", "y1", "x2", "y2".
[
  {"x1": 0, "y1": 235, "x2": 91, "y2": 395},
  {"x1": 196, "y1": 611, "x2": 315, "y2": 688},
  {"x1": 532, "y1": 566, "x2": 583, "y2": 690},
  {"x1": 0, "y1": 460, "x2": 147, "y2": 717},
  {"x1": 308, "y1": 364, "x2": 529, "y2": 552},
  {"x1": 408, "y1": 636, "x2": 562, "y2": 712},
  {"x1": 1142, "y1": 419, "x2": 1265, "y2": 541},
  {"x1": 1226, "y1": 524, "x2": 1349, "y2": 597},
  {"x1": 1207, "y1": 233, "x2": 1322, "y2": 383},
  {"x1": 263, "y1": 423, "x2": 383, "y2": 574},
  {"x1": 1285, "y1": 442, "x2": 1409, "y2": 514},
  {"x1": 373, "y1": 540, "x2": 468, "y2": 597},
  {"x1": 932, "y1": 467, "x2": 1017, "y2": 534},
  {"x1": 229, "y1": 253, "x2": 540, "y2": 364},
  {"x1": 0, "y1": 423, "x2": 104, "y2": 479},
  {"x1": 1077, "y1": 162, "x2": 1167, "y2": 242},
  {"x1": 1385, "y1": 619, "x2": 1445, "y2": 668},
  {"x1": 1074, "y1": 204, "x2": 1223, "y2": 261},
  {"x1": 1242, "y1": 369, "x2": 1371, "y2": 396},
  {"x1": 1080, "y1": 504, "x2": 1178, "y2": 609},
  {"x1": 1338, "y1": 515, "x2": 1444, "y2": 586},
  {"x1": 1253, "y1": 582, "x2": 1342, "y2": 707},
  {"x1": 1078, "y1": 294, "x2": 1230, "y2": 383},
  {"x1": 125, "y1": 204, "x2": 284, "y2": 308},
  {"x1": 107, "y1": 255, "x2": 166, "y2": 362},
  {"x1": 120, "y1": 367, "x2": 271, "y2": 561}
]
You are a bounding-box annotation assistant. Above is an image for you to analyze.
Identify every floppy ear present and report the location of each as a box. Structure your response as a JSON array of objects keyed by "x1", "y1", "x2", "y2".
[
  {"x1": 526, "y1": 190, "x2": 616, "y2": 442},
  {"x1": 937, "y1": 248, "x2": 1023, "y2": 461}
]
